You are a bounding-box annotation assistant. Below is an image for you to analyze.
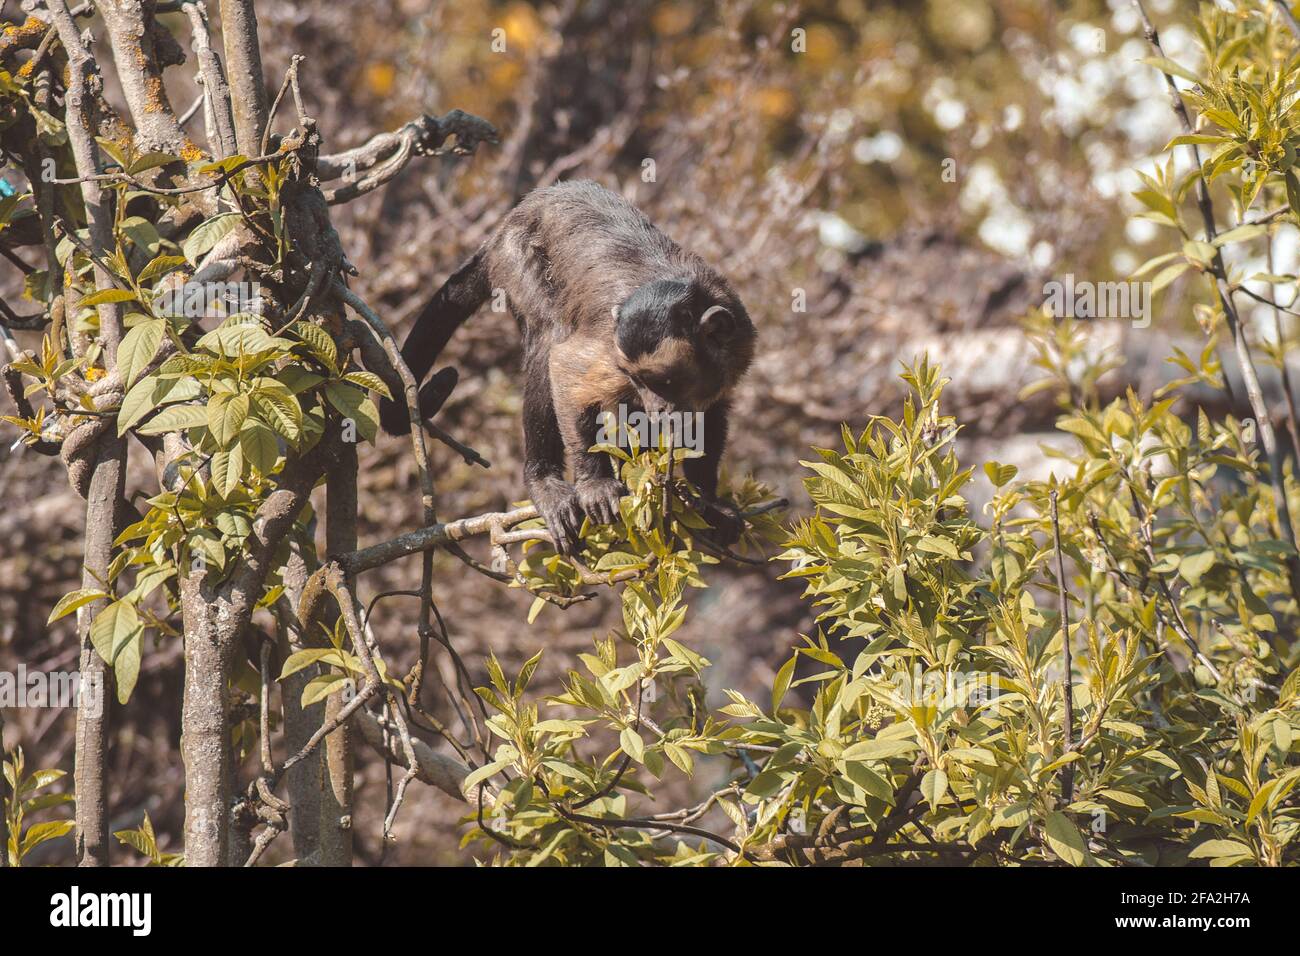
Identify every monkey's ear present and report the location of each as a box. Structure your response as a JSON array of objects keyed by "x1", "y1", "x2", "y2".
[{"x1": 699, "y1": 304, "x2": 733, "y2": 342}]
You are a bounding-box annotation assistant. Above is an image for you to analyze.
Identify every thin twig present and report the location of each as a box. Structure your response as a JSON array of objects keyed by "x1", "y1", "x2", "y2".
[{"x1": 1049, "y1": 488, "x2": 1076, "y2": 803}]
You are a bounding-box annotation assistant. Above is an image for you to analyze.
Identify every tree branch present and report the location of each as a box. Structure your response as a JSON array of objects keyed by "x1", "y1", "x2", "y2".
[
  {"x1": 318, "y1": 110, "x2": 498, "y2": 204},
  {"x1": 218, "y1": 0, "x2": 268, "y2": 157},
  {"x1": 92, "y1": 0, "x2": 188, "y2": 152},
  {"x1": 182, "y1": 0, "x2": 237, "y2": 158}
]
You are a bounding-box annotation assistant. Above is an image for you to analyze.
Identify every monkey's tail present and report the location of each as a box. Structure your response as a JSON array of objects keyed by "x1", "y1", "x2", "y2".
[{"x1": 380, "y1": 248, "x2": 490, "y2": 435}]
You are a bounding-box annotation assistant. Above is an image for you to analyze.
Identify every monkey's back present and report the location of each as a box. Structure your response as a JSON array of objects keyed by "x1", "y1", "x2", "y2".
[{"x1": 487, "y1": 181, "x2": 732, "y2": 333}]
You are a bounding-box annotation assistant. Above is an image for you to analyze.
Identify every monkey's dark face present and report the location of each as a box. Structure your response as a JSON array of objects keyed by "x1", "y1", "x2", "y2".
[{"x1": 613, "y1": 278, "x2": 740, "y2": 414}]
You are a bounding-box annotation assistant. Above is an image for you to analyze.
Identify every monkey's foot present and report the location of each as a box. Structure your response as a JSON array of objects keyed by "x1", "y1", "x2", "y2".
[
  {"x1": 575, "y1": 476, "x2": 626, "y2": 527},
  {"x1": 698, "y1": 498, "x2": 744, "y2": 547},
  {"x1": 531, "y1": 478, "x2": 585, "y2": 556}
]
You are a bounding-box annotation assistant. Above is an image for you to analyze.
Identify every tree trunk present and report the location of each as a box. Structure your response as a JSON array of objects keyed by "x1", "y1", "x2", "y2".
[
  {"x1": 318, "y1": 443, "x2": 358, "y2": 865},
  {"x1": 73, "y1": 436, "x2": 125, "y2": 866},
  {"x1": 179, "y1": 574, "x2": 235, "y2": 867}
]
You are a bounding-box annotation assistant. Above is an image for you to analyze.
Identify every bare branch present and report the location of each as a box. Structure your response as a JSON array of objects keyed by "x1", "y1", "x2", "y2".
[
  {"x1": 1050, "y1": 488, "x2": 1075, "y2": 803},
  {"x1": 182, "y1": 0, "x2": 236, "y2": 157},
  {"x1": 319, "y1": 110, "x2": 497, "y2": 204},
  {"x1": 218, "y1": 0, "x2": 268, "y2": 157},
  {"x1": 354, "y1": 710, "x2": 474, "y2": 803},
  {"x1": 92, "y1": 0, "x2": 188, "y2": 152}
]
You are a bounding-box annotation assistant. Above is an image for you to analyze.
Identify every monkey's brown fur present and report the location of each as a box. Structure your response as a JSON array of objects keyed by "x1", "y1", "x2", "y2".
[{"x1": 380, "y1": 180, "x2": 756, "y2": 554}]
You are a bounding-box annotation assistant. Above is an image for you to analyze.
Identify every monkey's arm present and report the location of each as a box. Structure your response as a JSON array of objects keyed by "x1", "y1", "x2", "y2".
[
  {"x1": 682, "y1": 400, "x2": 743, "y2": 544},
  {"x1": 522, "y1": 343, "x2": 585, "y2": 556},
  {"x1": 567, "y1": 406, "x2": 626, "y2": 527}
]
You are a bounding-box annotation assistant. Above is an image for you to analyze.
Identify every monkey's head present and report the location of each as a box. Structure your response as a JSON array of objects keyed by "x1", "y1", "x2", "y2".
[{"x1": 612, "y1": 277, "x2": 754, "y2": 415}]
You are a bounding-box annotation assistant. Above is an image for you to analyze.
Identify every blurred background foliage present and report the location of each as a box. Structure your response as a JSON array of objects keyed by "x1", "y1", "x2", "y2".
[{"x1": 4, "y1": 0, "x2": 1273, "y2": 863}]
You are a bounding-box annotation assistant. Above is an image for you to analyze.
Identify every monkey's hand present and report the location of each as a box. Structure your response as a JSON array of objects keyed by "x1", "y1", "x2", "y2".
[
  {"x1": 575, "y1": 476, "x2": 626, "y2": 527},
  {"x1": 698, "y1": 498, "x2": 744, "y2": 547},
  {"x1": 531, "y1": 478, "x2": 585, "y2": 557}
]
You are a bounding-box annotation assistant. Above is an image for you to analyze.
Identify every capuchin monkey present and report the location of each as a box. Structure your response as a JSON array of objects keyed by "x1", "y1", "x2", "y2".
[{"x1": 380, "y1": 180, "x2": 756, "y2": 556}]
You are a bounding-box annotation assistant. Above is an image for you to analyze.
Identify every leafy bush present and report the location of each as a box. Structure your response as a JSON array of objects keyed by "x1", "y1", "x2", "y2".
[
  {"x1": 3, "y1": 748, "x2": 73, "y2": 866},
  {"x1": 464, "y1": 354, "x2": 1299, "y2": 865}
]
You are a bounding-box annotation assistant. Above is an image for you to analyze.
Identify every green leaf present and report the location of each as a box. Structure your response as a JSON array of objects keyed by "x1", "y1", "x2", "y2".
[
  {"x1": 841, "y1": 738, "x2": 918, "y2": 761},
  {"x1": 47, "y1": 587, "x2": 108, "y2": 623},
  {"x1": 1140, "y1": 56, "x2": 1199, "y2": 84},
  {"x1": 842, "y1": 760, "x2": 894, "y2": 802},
  {"x1": 301, "y1": 673, "x2": 350, "y2": 708},
  {"x1": 1044, "y1": 811, "x2": 1087, "y2": 866},
  {"x1": 292, "y1": 320, "x2": 338, "y2": 370},
  {"x1": 208, "y1": 392, "x2": 251, "y2": 447},
  {"x1": 197, "y1": 154, "x2": 250, "y2": 175},
  {"x1": 182, "y1": 213, "x2": 241, "y2": 264},
  {"x1": 1151, "y1": 261, "x2": 1189, "y2": 294},
  {"x1": 238, "y1": 418, "x2": 279, "y2": 474},
  {"x1": 664, "y1": 742, "x2": 694, "y2": 775},
  {"x1": 464, "y1": 758, "x2": 513, "y2": 793},
  {"x1": 1178, "y1": 550, "x2": 1216, "y2": 586},
  {"x1": 1213, "y1": 223, "x2": 1267, "y2": 247},
  {"x1": 89, "y1": 600, "x2": 141, "y2": 666},
  {"x1": 1182, "y1": 239, "x2": 1216, "y2": 267},
  {"x1": 324, "y1": 382, "x2": 378, "y2": 441},
  {"x1": 196, "y1": 323, "x2": 277, "y2": 357},
  {"x1": 136, "y1": 403, "x2": 208, "y2": 435},
  {"x1": 19, "y1": 820, "x2": 75, "y2": 857},
  {"x1": 114, "y1": 824, "x2": 158, "y2": 861},
  {"x1": 127, "y1": 151, "x2": 180, "y2": 176},
  {"x1": 279, "y1": 648, "x2": 347, "y2": 679},
  {"x1": 1163, "y1": 133, "x2": 1226, "y2": 149},
  {"x1": 210, "y1": 444, "x2": 245, "y2": 497},
  {"x1": 1246, "y1": 780, "x2": 1277, "y2": 827},
  {"x1": 120, "y1": 218, "x2": 160, "y2": 258},
  {"x1": 342, "y1": 370, "x2": 392, "y2": 399},
  {"x1": 772, "y1": 654, "x2": 796, "y2": 712},
  {"x1": 251, "y1": 384, "x2": 303, "y2": 443},
  {"x1": 921, "y1": 767, "x2": 948, "y2": 810},
  {"x1": 916, "y1": 535, "x2": 960, "y2": 560},
  {"x1": 1287, "y1": 170, "x2": 1300, "y2": 218},
  {"x1": 19, "y1": 769, "x2": 66, "y2": 795},
  {"x1": 619, "y1": 727, "x2": 646, "y2": 763},
  {"x1": 1187, "y1": 839, "x2": 1253, "y2": 861},
  {"x1": 118, "y1": 318, "x2": 166, "y2": 389},
  {"x1": 114, "y1": 633, "x2": 142, "y2": 704},
  {"x1": 136, "y1": 254, "x2": 187, "y2": 285},
  {"x1": 80, "y1": 288, "x2": 136, "y2": 307},
  {"x1": 118, "y1": 374, "x2": 201, "y2": 436},
  {"x1": 983, "y1": 461, "x2": 1018, "y2": 487}
]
